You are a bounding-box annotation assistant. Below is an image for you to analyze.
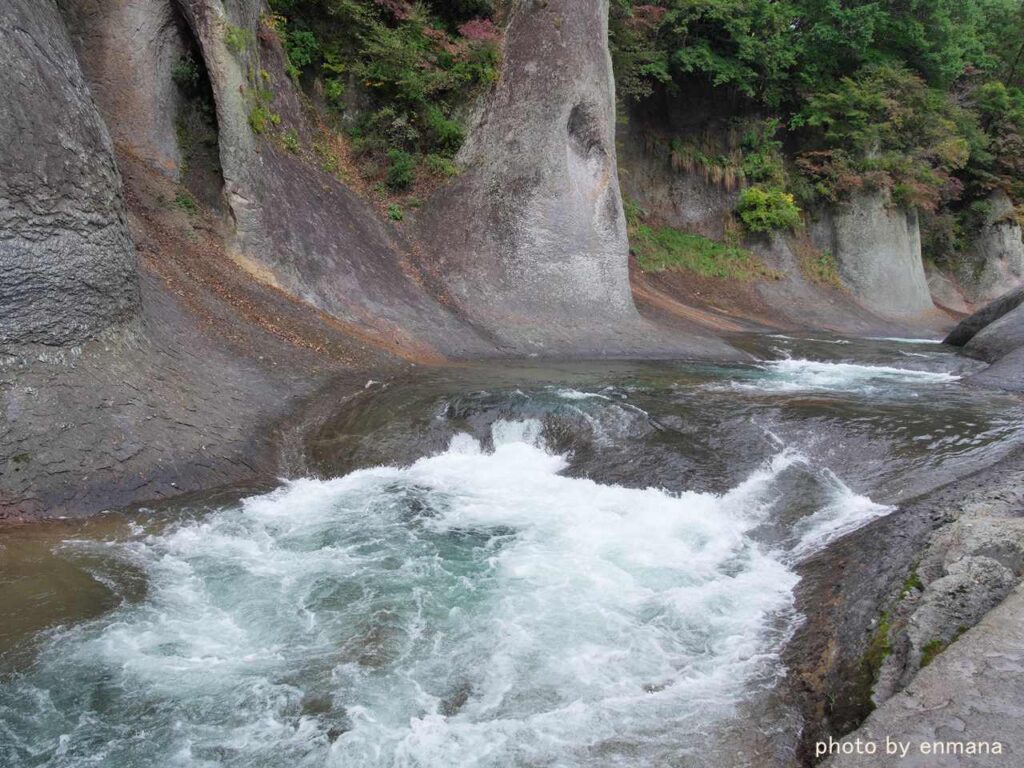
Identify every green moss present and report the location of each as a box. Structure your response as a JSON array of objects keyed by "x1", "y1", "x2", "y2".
[
  {"x1": 174, "y1": 189, "x2": 199, "y2": 215},
  {"x1": 920, "y1": 638, "x2": 946, "y2": 668},
  {"x1": 863, "y1": 610, "x2": 892, "y2": 682},
  {"x1": 921, "y1": 626, "x2": 969, "y2": 668},
  {"x1": 247, "y1": 88, "x2": 281, "y2": 134},
  {"x1": 223, "y1": 23, "x2": 254, "y2": 54},
  {"x1": 900, "y1": 565, "x2": 924, "y2": 598}
]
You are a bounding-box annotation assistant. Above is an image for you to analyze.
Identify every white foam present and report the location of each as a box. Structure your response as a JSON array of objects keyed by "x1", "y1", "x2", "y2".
[
  {"x1": 870, "y1": 337, "x2": 944, "y2": 344},
  {"x1": 0, "y1": 421, "x2": 892, "y2": 767},
  {"x1": 731, "y1": 358, "x2": 960, "y2": 394}
]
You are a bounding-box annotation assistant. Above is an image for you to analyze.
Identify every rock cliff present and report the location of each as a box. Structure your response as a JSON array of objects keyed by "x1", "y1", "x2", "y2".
[
  {"x1": 957, "y1": 191, "x2": 1024, "y2": 305},
  {"x1": 809, "y1": 191, "x2": 936, "y2": 320},
  {"x1": 0, "y1": 0, "x2": 139, "y2": 347},
  {"x1": 417, "y1": 0, "x2": 732, "y2": 356}
]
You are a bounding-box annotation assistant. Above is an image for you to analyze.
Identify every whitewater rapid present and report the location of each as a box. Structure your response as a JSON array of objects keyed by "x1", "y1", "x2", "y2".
[{"x1": 0, "y1": 420, "x2": 892, "y2": 768}]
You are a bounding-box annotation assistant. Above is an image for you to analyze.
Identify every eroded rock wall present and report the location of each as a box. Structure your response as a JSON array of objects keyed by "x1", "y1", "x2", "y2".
[
  {"x1": 957, "y1": 191, "x2": 1024, "y2": 305},
  {"x1": 0, "y1": 0, "x2": 139, "y2": 347},
  {"x1": 59, "y1": 0, "x2": 191, "y2": 178},
  {"x1": 415, "y1": 0, "x2": 730, "y2": 356},
  {"x1": 810, "y1": 191, "x2": 935, "y2": 319}
]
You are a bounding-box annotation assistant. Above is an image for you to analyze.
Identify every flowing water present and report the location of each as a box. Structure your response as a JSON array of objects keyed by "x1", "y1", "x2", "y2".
[{"x1": 2, "y1": 335, "x2": 1022, "y2": 767}]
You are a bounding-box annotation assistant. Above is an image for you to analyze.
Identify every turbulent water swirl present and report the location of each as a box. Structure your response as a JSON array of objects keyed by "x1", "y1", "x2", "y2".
[{"x1": 1, "y1": 417, "x2": 892, "y2": 768}]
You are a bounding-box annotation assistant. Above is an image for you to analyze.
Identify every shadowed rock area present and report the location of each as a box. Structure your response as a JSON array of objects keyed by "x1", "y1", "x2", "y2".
[{"x1": 945, "y1": 287, "x2": 1024, "y2": 392}]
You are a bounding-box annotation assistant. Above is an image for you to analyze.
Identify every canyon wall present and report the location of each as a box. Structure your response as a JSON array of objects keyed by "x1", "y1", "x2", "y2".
[
  {"x1": 415, "y1": 0, "x2": 733, "y2": 356},
  {"x1": 0, "y1": 0, "x2": 139, "y2": 347},
  {"x1": 809, "y1": 191, "x2": 936, "y2": 319},
  {"x1": 956, "y1": 191, "x2": 1024, "y2": 306}
]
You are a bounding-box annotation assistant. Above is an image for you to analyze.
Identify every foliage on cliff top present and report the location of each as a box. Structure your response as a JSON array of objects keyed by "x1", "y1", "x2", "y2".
[
  {"x1": 610, "y1": 0, "x2": 1024, "y2": 222},
  {"x1": 266, "y1": 0, "x2": 500, "y2": 191}
]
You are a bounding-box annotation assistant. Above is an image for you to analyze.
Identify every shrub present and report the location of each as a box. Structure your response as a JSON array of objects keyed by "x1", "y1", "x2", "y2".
[
  {"x1": 174, "y1": 189, "x2": 199, "y2": 215},
  {"x1": 385, "y1": 149, "x2": 416, "y2": 190},
  {"x1": 387, "y1": 203, "x2": 404, "y2": 221},
  {"x1": 282, "y1": 128, "x2": 300, "y2": 153},
  {"x1": 284, "y1": 28, "x2": 320, "y2": 70},
  {"x1": 424, "y1": 154, "x2": 460, "y2": 177},
  {"x1": 736, "y1": 186, "x2": 802, "y2": 232},
  {"x1": 172, "y1": 54, "x2": 199, "y2": 89}
]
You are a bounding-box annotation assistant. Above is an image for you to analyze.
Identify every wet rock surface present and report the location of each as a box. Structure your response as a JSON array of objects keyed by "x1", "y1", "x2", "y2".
[
  {"x1": 0, "y1": 0, "x2": 139, "y2": 347},
  {"x1": 825, "y1": 580, "x2": 1024, "y2": 767},
  {"x1": 784, "y1": 448, "x2": 1024, "y2": 765},
  {"x1": 945, "y1": 287, "x2": 1024, "y2": 392},
  {"x1": 1, "y1": 152, "x2": 402, "y2": 521}
]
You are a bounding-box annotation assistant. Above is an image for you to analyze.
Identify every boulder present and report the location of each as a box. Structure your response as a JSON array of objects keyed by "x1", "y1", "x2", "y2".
[
  {"x1": 944, "y1": 286, "x2": 1024, "y2": 347},
  {"x1": 963, "y1": 304, "x2": 1024, "y2": 363},
  {"x1": 0, "y1": 0, "x2": 138, "y2": 347}
]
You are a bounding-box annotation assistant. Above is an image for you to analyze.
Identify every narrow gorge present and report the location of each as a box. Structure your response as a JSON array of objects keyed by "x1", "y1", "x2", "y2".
[{"x1": 2, "y1": 1, "x2": 1024, "y2": 766}]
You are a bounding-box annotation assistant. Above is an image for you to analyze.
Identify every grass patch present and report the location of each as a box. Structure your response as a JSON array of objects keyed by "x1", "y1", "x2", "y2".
[
  {"x1": 629, "y1": 222, "x2": 776, "y2": 280},
  {"x1": 792, "y1": 233, "x2": 843, "y2": 288},
  {"x1": 174, "y1": 189, "x2": 199, "y2": 215}
]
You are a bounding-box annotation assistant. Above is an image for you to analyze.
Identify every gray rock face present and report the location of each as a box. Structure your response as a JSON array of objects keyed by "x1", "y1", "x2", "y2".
[
  {"x1": 957, "y1": 191, "x2": 1024, "y2": 305},
  {"x1": 416, "y1": 0, "x2": 727, "y2": 356},
  {"x1": 0, "y1": 0, "x2": 138, "y2": 347},
  {"x1": 810, "y1": 191, "x2": 935, "y2": 319},
  {"x1": 826, "y1": 581, "x2": 1024, "y2": 768},
  {"x1": 59, "y1": 0, "x2": 190, "y2": 178},
  {"x1": 165, "y1": 0, "x2": 494, "y2": 358},
  {"x1": 925, "y1": 262, "x2": 972, "y2": 314},
  {"x1": 944, "y1": 287, "x2": 1024, "y2": 392},
  {"x1": 944, "y1": 286, "x2": 1024, "y2": 347},
  {"x1": 616, "y1": 120, "x2": 737, "y2": 240},
  {"x1": 963, "y1": 304, "x2": 1024, "y2": 363}
]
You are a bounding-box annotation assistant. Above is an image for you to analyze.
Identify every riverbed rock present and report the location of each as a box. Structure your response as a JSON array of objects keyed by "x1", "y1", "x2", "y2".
[
  {"x1": 825, "y1": 580, "x2": 1024, "y2": 768},
  {"x1": 944, "y1": 286, "x2": 1024, "y2": 347},
  {"x1": 809, "y1": 191, "x2": 935, "y2": 319},
  {"x1": 962, "y1": 303, "x2": 1024, "y2": 362},
  {"x1": 0, "y1": 0, "x2": 139, "y2": 347}
]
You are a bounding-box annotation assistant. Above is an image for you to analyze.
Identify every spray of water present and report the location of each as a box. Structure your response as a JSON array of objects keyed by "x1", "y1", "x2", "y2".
[{"x1": 0, "y1": 422, "x2": 890, "y2": 768}]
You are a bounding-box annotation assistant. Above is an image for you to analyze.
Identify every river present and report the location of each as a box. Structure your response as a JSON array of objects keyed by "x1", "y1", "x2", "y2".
[{"x1": 2, "y1": 335, "x2": 1022, "y2": 767}]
